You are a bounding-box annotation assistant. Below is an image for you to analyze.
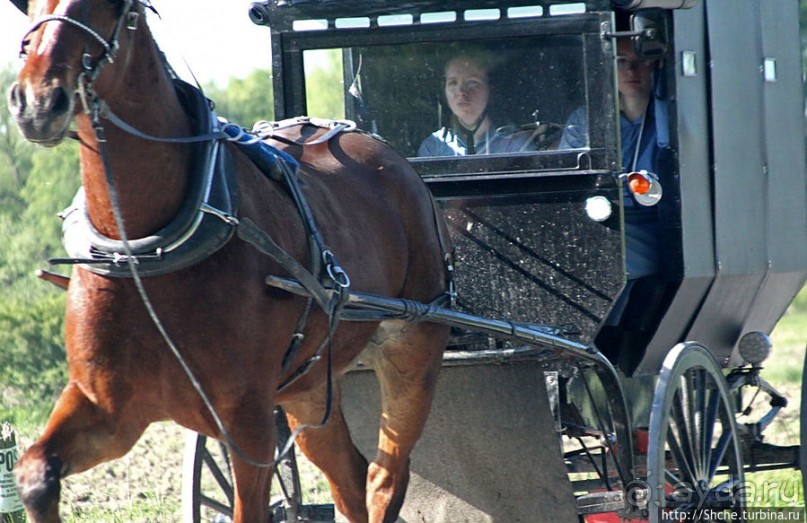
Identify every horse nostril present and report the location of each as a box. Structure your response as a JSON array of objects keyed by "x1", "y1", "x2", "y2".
[
  {"x1": 8, "y1": 82, "x2": 25, "y2": 112},
  {"x1": 50, "y1": 87, "x2": 70, "y2": 115}
]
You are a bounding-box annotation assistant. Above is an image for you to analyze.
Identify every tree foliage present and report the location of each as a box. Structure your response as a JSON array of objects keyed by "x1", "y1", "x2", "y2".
[
  {"x1": 203, "y1": 68, "x2": 274, "y2": 128},
  {"x1": 304, "y1": 49, "x2": 346, "y2": 119},
  {"x1": 0, "y1": 64, "x2": 78, "y2": 411}
]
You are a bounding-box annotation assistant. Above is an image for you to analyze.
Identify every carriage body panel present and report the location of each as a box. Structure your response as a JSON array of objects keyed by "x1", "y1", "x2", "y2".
[
  {"x1": 264, "y1": 4, "x2": 629, "y2": 348},
  {"x1": 340, "y1": 357, "x2": 579, "y2": 522},
  {"x1": 638, "y1": 0, "x2": 807, "y2": 373}
]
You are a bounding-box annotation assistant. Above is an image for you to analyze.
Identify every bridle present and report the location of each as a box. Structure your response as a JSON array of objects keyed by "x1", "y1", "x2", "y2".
[{"x1": 19, "y1": 0, "x2": 145, "y2": 117}]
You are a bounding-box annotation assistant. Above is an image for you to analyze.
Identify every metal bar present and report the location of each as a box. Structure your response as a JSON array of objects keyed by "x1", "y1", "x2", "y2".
[
  {"x1": 265, "y1": 275, "x2": 638, "y2": 489},
  {"x1": 268, "y1": 276, "x2": 585, "y2": 352}
]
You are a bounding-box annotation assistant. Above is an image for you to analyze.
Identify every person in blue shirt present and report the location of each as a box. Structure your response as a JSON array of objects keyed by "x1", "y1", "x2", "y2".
[
  {"x1": 562, "y1": 35, "x2": 673, "y2": 427},
  {"x1": 560, "y1": 37, "x2": 669, "y2": 325},
  {"x1": 418, "y1": 51, "x2": 534, "y2": 157}
]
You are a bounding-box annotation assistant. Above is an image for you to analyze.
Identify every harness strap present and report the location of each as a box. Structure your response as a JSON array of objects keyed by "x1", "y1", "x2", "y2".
[
  {"x1": 99, "y1": 103, "x2": 234, "y2": 143},
  {"x1": 305, "y1": 122, "x2": 351, "y2": 145},
  {"x1": 236, "y1": 218, "x2": 332, "y2": 312},
  {"x1": 23, "y1": 15, "x2": 112, "y2": 55},
  {"x1": 228, "y1": 121, "x2": 359, "y2": 379},
  {"x1": 429, "y1": 194, "x2": 457, "y2": 308},
  {"x1": 253, "y1": 116, "x2": 358, "y2": 145},
  {"x1": 266, "y1": 275, "x2": 452, "y2": 323}
]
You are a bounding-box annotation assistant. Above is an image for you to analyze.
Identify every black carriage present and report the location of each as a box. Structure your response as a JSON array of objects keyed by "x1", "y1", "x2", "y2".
[{"x1": 184, "y1": 0, "x2": 807, "y2": 521}]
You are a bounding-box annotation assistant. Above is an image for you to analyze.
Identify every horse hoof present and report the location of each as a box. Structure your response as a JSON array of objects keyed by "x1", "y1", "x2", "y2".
[{"x1": 14, "y1": 450, "x2": 63, "y2": 522}]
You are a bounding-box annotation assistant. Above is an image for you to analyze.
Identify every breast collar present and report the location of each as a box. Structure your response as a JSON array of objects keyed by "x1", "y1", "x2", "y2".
[{"x1": 55, "y1": 81, "x2": 239, "y2": 277}]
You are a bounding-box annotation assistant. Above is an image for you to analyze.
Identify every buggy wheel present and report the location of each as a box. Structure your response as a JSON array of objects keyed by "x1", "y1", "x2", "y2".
[
  {"x1": 181, "y1": 408, "x2": 303, "y2": 522},
  {"x1": 182, "y1": 431, "x2": 234, "y2": 522},
  {"x1": 646, "y1": 343, "x2": 745, "y2": 523}
]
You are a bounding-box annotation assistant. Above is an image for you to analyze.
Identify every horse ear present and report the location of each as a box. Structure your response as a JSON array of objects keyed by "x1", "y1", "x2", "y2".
[{"x1": 11, "y1": 0, "x2": 28, "y2": 14}]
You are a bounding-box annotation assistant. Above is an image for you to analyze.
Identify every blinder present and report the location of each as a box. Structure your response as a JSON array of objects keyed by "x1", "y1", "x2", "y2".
[{"x1": 11, "y1": 0, "x2": 27, "y2": 14}]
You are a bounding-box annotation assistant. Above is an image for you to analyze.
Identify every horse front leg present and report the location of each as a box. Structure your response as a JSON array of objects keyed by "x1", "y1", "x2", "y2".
[
  {"x1": 14, "y1": 382, "x2": 147, "y2": 523},
  {"x1": 227, "y1": 425, "x2": 275, "y2": 523},
  {"x1": 282, "y1": 383, "x2": 370, "y2": 523}
]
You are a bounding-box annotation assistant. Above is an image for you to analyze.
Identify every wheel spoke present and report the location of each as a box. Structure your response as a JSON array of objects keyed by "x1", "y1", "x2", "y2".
[
  {"x1": 693, "y1": 369, "x2": 707, "y2": 477},
  {"x1": 708, "y1": 430, "x2": 732, "y2": 481},
  {"x1": 683, "y1": 372, "x2": 697, "y2": 466},
  {"x1": 203, "y1": 449, "x2": 235, "y2": 505},
  {"x1": 671, "y1": 388, "x2": 700, "y2": 481},
  {"x1": 200, "y1": 494, "x2": 233, "y2": 516},
  {"x1": 665, "y1": 468, "x2": 682, "y2": 486},
  {"x1": 666, "y1": 424, "x2": 699, "y2": 488},
  {"x1": 702, "y1": 384, "x2": 720, "y2": 479}
]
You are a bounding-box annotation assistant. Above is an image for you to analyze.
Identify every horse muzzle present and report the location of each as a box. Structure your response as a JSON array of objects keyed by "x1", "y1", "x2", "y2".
[{"x1": 8, "y1": 80, "x2": 74, "y2": 147}]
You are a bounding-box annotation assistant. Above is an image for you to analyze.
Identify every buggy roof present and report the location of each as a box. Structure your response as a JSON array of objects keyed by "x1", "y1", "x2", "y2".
[{"x1": 251, "y1": 0, "x2": 613, "y2": 31}]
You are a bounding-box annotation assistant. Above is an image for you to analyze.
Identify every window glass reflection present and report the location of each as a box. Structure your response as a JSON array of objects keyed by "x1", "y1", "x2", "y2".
[{"x1": 302, "y1": 36, "x2": 590, "y2": 164}]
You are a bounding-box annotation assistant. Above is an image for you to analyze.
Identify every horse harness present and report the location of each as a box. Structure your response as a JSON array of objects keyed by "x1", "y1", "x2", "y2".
[
  {"x1": 58, "y1": 69, "x2": 455, "y2": 380},
  {"x1": 54, "y1": 80, "x2": 436, "y2": 381}
]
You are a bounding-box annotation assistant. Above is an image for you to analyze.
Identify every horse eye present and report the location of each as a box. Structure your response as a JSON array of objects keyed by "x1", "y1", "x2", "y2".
[
  {"x1": 19, "y1": 39, "x2": 31, "y2": 57},
  {"x1": 105, "y1": 0, "x2": 126, "y2": 14}
]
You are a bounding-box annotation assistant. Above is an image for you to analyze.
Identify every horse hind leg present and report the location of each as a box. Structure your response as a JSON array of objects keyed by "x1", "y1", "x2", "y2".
[
  {"x1": 14, "y1": 382, "x2": 147, "y2": 523},
  {"x1": 362, "y1": 320, "x2": 448, "y2": 523}
]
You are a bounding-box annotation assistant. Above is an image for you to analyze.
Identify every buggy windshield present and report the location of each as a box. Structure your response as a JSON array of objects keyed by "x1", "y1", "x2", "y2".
[{"x1": 295, "y1": 24, "x2": 616, "y2": 178}]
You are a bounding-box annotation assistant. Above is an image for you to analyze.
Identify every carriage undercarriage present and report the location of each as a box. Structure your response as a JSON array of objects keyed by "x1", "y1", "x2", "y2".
[{"x1": 183, "y1": 281, "x2": 799, "y2": 522}]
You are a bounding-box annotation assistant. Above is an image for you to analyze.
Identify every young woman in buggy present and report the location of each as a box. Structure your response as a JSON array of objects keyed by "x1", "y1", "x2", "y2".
[{"x1": 417, "y1": 47, "x2": 538, "y2": 157}]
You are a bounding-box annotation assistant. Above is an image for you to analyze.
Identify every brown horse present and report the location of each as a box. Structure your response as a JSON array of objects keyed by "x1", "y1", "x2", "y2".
[{"x1": 7, "y1": 1, "x2": 450, "y2": 521}]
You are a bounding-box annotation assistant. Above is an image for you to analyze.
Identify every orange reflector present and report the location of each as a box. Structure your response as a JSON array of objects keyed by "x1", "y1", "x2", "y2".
[
  {"x1": 628, "y1": 173, "x2": 651, "y2": 194},
  {"x1": 622, "y1": 170, "x2": 662, "y2": 206}
]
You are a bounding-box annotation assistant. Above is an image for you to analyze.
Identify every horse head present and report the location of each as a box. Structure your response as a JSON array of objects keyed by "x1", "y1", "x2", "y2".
[{"x1": 8, "y1": 0, "x2": 142, "y2": 146}]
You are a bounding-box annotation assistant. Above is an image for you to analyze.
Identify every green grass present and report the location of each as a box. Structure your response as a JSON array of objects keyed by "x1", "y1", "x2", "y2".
[
  {"x1": 745, "y1": 470, "x2": 803, "y2": 508},
  {"x1": 764, "y1": 307, "x2": 807, "y2": 387},
  {"x1": 0, "y1": 404, "x2": 51, "y2": 435}
]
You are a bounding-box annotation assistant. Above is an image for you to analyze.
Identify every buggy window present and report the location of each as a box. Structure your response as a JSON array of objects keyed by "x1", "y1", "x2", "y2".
[
  {"x1": 303, "y1": 36, "x2": 589, "y2": 158},
  {"x1": 297, "y1": 26, "x2": 617, "y2": 179}
]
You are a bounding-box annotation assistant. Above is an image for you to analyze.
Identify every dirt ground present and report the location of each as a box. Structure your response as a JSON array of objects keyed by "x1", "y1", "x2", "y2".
[
  {"x1": 56, "y1": 422, "x2": 185, "y2": 521},
  {"x1": 19, "y1": 420, "x2": 330, "y2": 522}
]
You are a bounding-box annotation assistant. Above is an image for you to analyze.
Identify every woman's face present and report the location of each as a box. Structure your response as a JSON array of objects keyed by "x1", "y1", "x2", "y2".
[
  {"x1": 444, "y1": 56, "x2": 490, "y2": 129},
  {"x1": 616, "y1": 39, "x2": 654, "y2": 100}
]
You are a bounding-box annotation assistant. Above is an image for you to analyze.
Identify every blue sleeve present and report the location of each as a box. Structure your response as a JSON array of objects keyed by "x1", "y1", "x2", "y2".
[
  {"x1": 417, "y1": 135, "x2": 437, "y2": 157},
  {"x1": 558, "y1": 107, "x2": 589, "y2": 150}
]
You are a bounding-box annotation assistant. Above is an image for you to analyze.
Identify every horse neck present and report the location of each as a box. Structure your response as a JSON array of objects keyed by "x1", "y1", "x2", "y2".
[{"x1": 76, "y1": 23, "x2": 193, "y2": 240}]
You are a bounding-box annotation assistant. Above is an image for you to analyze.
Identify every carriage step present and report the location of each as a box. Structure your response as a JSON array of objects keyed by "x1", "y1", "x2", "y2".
[
  {"x1": 576, "y1": 491, "x2": 624, "y2": 515},
  {"x1": 272, "y1": 503, "x2": 335, "y2": 522}
]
